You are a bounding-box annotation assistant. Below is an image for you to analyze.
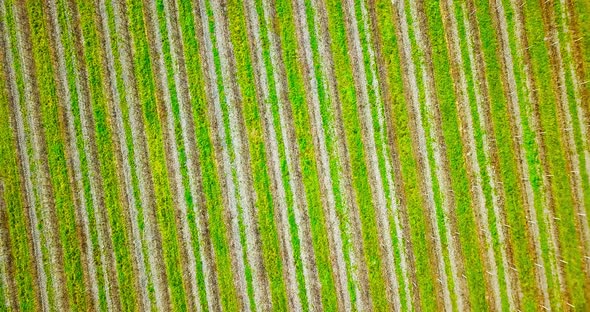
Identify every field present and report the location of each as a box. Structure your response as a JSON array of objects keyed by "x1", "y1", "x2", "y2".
[{"x1": 0, "y1": 0, "x2": 590, "y2": 310}]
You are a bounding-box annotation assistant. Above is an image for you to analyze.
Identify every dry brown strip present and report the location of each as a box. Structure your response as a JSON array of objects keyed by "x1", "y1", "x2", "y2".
[
  {"x1": 93, "y1": 0, "x2": 150, "y2": 308},
  {"x1": 438, "y1": 0, "x2": 502, "y2": 309},
  {"x1": 366, "y1": 0, "x2": 422, "y2": 310},
  {"x1": 341, "y1": 0, "x2": 402, "y2": 309},
  {"x1": 0, "y1": 2, "x2": 48, "y2": 309},
  {"x1": 560, "y1": 0, "x2": 590, "y2": 214},
  {"x1": 488, "y1": 0, "x2": 551, "y2": 308},
  {"x1": 41, "y1": 0, "x2": 101, "y2": 308},
  {"x1": 309, "y1": 0, "x2": 374, "y2": 308},
  {"x1": 140, "y1": 0, "x2": 203, "y2": 309},
  {"x1": 244, "y1": 2, "x2": 308, "y2": 310},
  {"x1": 110, "y1": 0, "x2": 172, "y2": 308},
  {"x1": 311, "y1": 0, "x2": 373, "y2": 308},
  {"x1": 208, "y1": 1, "x2": 274, "y2": 309},
  {"x1": 564, "y1": 0, "x2": 590, "y2": 133},
  {"x1": 314, "y1": 1, "x2": 372, "y2": 308},
  {"x1": 309, "y1": 2, "x2": 373, "y2": 305},
  {"x1": 538, "y1": 0, "x2": 590, "y2": 303},
  {"x1": 163, "y1": 0, "x2": 223, "y2": 309},
  {"x1": 291, "y1": 0, "x2": 354, "y2": 309},
  {"x1": 561, "y1": 0, "x2": 590, "y2": 301},
  {"x1": 63, "y1": 1, "x2": 124, "y2": 309},
  {"x1": 190, "y1": 0, "x2": 251, "y2": 308},
  {"x1": 410, "y1": 0, "x2": 472, "y2": 309},
  {"x1": 508, "y1": 0, "x2": 570, "y2": 308},
  {"x1": 50, "y1": 0, "x2": 125, "y2": 309},
  {"x1": 241, "y1": 0, "x2": 304, "y2": 310},
  {"x1": 389, "y1": 0, "x2": 453, "y2": 309},
  {"x1": 260, "y1": 0, "x2": 326, "y2": 309},
  {"x1": 359, "y1": 2, "x2": 413, "y2": 308},
  {"x1": 0, "y1": 181, "x2": 19, "y2": 311},
  {"x1": 463, "y1": 0, "x2": 524, "y2": 308},
  {"x1": 13, "y1": 0, "x2": 70, "y2": 309}
]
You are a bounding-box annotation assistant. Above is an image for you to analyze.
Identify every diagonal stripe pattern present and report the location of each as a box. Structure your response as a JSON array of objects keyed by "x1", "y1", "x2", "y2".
[{"x1": 1, "y1": 0, "x2": 590, "y2": 310}]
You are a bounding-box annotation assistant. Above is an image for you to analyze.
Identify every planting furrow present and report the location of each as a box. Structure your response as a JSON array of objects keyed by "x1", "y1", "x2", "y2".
[
  {"x1": 365, "y1": 0, "x2": 422, "y2": 309},
  {"x1": 539, "y1": 0, "x2": 590, "y2": 295},
  {"x1": 42, "y1": 0, "x2": 102, "y2": 308},
  {"x1": 389, "y1": 0, "x2": 453, "y2": 309},
  {"x1": 63, "y1": 1, "x2": 124, "y2": 309},
  {"x1": 310, "y1": 1, "x2": 375, "y2": 309},
  {"x1": 438, "y1": 0, "x2": 502, "y2": 309},
  {"x1": 208, "y1": 1, "x2": 274, "y2": 309},
  {"x1": 560, "y1": 0, "x2": 590, "y2": 266},
  {"x1": 64, "y1": 1, "x2": 126, "y2": 309},
  {"x1": 462, "y1": 0, "x2": 524, "y2": 308},
  {"x1": 110, "y1": 0, "x2": 173, "y2": 308},
  {"x1": 560, "y1": 0, "x2": 590, "y2": 300},
  {"x1": 140, "y1": 0, "x2": 203, "y2": 309},
  {"x1": 341, "y1": 0, "x2": 402, "y2": 309},
  {"x1": 564, "y1": 0, "x2": 590, "y2": 209},
  {"x1": 0, "y1": 181, "x2": 18, "y2": 311},
  {"x1": 162, "y1": 0, "x2": 222, "y2": 309},
  {"x1": 489, "y1": 0, "x2": 551, "y2": 308},
  {"x1": 312, "y1": 0, "x2": 377, "y2": 308},
  {"x1": 359, "y1": 0, "x2": 420, "y2": 309},
  {"x1": 559, "y1": 0, "x2": 590, "y2": 211},
  {"x1": 508, "y1": 0, "x2": 570, "y2": 308},
  {"x1": 190, "y1": 0, "x2": 251, "y2": 308},
  {"x1": 242, "y1": 0, "x2": 304, "y2": 310},
  {"x1": 260, "y1": 0, "x2": 326, "y2": 309},
  {"x1": 93, "y1": 0, "x2": 150, "y2": 308},
  {"x1": 13, "y1": 0, "x2": 70, "y2": 309},
  {"x1": 409, "y1": 1, "x2": 472, "y2": 309},
  {"x1": 312, "y1": 0, "x2": 375, "y2": 309},
  {"x1": 292, "y1": 0, "x2": 354, "y2": 309},
  {"x1": 0, "y1": 3, "x2": 48, "y2": 309},
  {"x1": 358, "y1": 2, "x2": 414, "y2": 309},
  {"x1": 310, "y1": 1, "x2": 382, "y2": 307},
  {"x1": 47, "y1": 0, "x2": 126, "y2": 309}
]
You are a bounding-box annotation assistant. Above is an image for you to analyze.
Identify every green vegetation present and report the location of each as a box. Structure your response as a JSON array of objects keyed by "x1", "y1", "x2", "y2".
[{"x1": 1, "y1": 0, "x2": 589, "y2": 310}]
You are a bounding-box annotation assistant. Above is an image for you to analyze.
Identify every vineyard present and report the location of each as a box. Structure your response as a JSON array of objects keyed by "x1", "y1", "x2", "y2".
[{"x1": 0, "y1": 0, "x2": 589, "y2": 310}]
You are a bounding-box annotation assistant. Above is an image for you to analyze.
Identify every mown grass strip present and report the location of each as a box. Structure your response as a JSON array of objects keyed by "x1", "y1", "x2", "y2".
[
  {"x1": 14, "y1": 0, "x2": 73, "y2": 308},
  {"x1": 0, "y1": 181, "x2": 18, "y2": 311},
  {"x1": 0, "y1": 2, "x2": 47, "y2": 308},
  {"x1": 111, "y1": 0, "x2": 173, "y2": 307}
]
